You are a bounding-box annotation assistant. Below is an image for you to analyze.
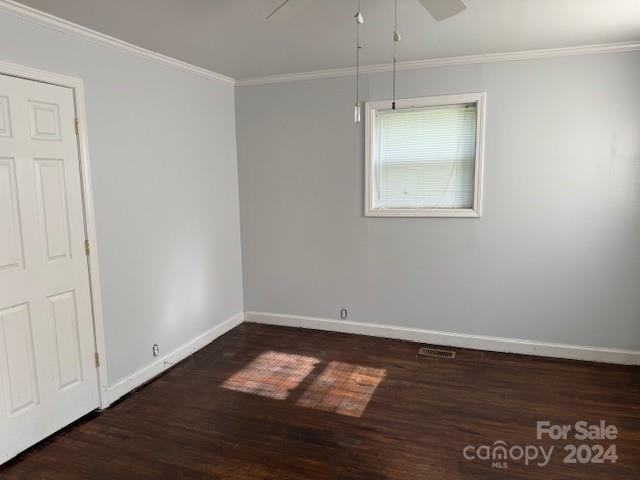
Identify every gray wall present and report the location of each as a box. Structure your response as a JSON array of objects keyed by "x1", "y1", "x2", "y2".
[
  {"x1": 0, "y1": 12, "x2": 244, "y2": 384},
  {"x1": 236, "y1": 51, "x2": 640, "y2": 350}
]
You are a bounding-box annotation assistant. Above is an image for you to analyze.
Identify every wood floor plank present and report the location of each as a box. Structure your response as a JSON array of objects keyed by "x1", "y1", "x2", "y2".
[{"x1": 1, "y1": 323, "x2": 638, "y2": 479}]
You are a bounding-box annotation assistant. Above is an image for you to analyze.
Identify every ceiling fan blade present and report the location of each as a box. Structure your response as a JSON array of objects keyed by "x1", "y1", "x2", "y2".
[
  {"x1": 417, "y1": 0, "x2": 467, "y2": 21},
  {"x1": 266, "y1": 0, "x2": 314, "y2": 21}
]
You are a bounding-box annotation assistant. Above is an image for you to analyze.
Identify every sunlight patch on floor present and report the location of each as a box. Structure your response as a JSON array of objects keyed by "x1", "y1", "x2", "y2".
[
  {"x1": 222, "y1": 351, "x2": 319, "y2": 400},
  {"x1": 297, "y1": 362, "x2": 386, "y2": 418}
]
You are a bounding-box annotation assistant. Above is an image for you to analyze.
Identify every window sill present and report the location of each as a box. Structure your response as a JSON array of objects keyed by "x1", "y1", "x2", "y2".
[{"x1": 364, "y1": 208, "x2": 481, "y2": 218}]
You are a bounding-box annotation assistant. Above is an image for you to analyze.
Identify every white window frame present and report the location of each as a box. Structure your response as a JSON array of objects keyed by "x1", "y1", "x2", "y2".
[{"x1": 365, "y1": 92, "x2": 486, "y2": 217}]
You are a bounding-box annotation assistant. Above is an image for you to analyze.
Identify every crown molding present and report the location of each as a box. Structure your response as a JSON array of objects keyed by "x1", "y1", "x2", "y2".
[
  {"x1": 236, "y1": 41, "x2": 640, "y2": 87},
  {"x1": 0, "y1": 0, "x2": 235, "y2": 85},
  {"x1": 2, "y1": 0, "x2": 637, "y2": 89}
]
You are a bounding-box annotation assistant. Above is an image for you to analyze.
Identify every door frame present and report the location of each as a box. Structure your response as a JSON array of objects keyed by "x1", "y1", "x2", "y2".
[{"x1": 0, "y1": 60, "x2": 109, "y2": 408}]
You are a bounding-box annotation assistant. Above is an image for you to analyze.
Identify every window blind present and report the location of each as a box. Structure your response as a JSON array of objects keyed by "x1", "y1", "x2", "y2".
[{"x1": 373, "y1": 103, "x2": 477, "y2": 209}]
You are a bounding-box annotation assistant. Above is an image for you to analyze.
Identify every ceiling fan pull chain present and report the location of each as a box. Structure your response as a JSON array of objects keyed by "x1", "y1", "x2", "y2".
[
  {"x1": 392, "y1": 0, "x2": 401, "y2": 109},
  {"x1": 354, "y1": 0, "x2": 364, "y2": 123}
]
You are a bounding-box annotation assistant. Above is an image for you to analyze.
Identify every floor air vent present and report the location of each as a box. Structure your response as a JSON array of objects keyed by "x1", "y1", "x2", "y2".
[{"x1": 418, "y1": 347, "x2": 456, "y2": 359}]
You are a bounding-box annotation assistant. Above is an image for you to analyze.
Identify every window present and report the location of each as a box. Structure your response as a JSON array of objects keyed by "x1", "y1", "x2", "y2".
[{"x1": 365, "y1": 93, "x2": 485, "y2": 217}]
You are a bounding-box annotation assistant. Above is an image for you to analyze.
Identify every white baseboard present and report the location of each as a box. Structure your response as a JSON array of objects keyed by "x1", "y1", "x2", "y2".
[
  {"x1": 103, "y1": 309, "x2": 638, "y2": 406},
  {"x1": 106, "y1": 312, "x2": 244, "y2": 405},
  {"x1": 245, "y1": 312, "x2": 640, "y2": 366}
]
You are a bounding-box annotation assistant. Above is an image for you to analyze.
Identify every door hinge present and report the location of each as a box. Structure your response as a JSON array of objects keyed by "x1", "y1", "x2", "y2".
[
  {"x1": 74, "y1": 118, "x2": 80, "y2": 136},
  {"x1": 94, "y1": 352, "x2": 100, "y2": 368},
  {"x1": 85, "y1": 239, "x2": 90, "y2": 256}
]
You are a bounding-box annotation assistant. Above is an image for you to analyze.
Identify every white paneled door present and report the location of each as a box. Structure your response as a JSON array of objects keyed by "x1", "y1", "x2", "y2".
[{"x1": 0, "y1": 74, "x2": 99, "y2": 463}]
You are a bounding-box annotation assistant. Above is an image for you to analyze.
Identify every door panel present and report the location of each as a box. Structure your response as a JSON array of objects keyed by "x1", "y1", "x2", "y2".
[
  {"x1": 0, "y1": 73, "x2": 99, "y2": 464},
  {"x1": 34, "y1": 158, "x2": 72, "y2": 262},
  {"x1": 48, "y1": 290, "x2": 83, "y2": 390},
  {"x1": 0, "y1": 158, "x2": 24, "y2": 271},
  {"x1": 0, "y1": 303, "x2": 39, "y2": 415},
  {"x1": 0, "y1": 96, "x2": 11, "y2": 137},
  {"x1": 28, "y1": 101, "x2": 62, "y2": 141}
]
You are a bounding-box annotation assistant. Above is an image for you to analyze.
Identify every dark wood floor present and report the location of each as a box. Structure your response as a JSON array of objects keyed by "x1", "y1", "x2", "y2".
[{"x1": 2, "y1": 323, "x2": 639, "y2": 479}]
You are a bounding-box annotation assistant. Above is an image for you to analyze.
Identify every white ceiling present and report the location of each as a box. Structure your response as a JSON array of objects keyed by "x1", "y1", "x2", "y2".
[{"x1": 16, "y1": 0, "x2": 640, "y2": 80}]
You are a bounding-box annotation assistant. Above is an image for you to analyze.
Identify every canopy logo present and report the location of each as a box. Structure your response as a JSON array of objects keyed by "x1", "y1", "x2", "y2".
[
  {"x1": 463, "y1": 421, "x2": 618, "y2": 469},
  {"x1": 463, "y1": 441, "x2": 553, "y2": 469}
]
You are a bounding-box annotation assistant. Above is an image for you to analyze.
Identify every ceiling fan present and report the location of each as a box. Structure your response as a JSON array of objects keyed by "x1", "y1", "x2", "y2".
[
  {"x1": 266, "y1": 0, "x2": 467, "y2": 22},
  {"x1": 266, "y1": 0, "x2": 468, "y2": 124}
]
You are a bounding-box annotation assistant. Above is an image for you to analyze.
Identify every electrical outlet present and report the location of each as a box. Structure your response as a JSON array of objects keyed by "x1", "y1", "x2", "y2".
[
  {"x1": 152, "y1": 344, "x2": 159, "y2": 357},
  {"x1": 340, "y1": 308, "x2": 348, "y2": 320}
]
